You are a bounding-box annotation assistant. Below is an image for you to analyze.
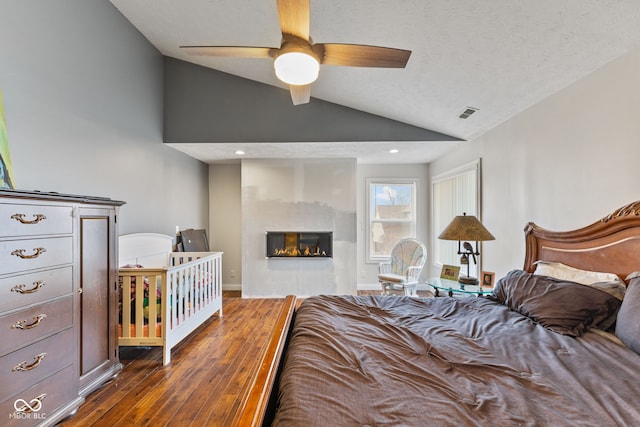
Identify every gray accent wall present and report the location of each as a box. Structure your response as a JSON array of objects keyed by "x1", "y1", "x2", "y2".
[
  {"x1": 163, "y1": 57, "x2": 461, "y2": 144},
  {"x1": 1, "y1": 1, "x2": 209, "y2": 236}
]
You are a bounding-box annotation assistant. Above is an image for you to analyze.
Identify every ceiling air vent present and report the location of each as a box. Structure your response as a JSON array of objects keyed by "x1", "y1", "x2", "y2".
[{"x1": 459, "y1": 107, "x2": 478, "y2": 119}]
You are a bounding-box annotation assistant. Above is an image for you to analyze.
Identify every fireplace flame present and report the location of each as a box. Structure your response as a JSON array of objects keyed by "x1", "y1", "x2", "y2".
[
  {"x1": 273, "y1": 245, "x2": 327, "y2": 257},
  {"x1": 267, "y1": 231, "x2": 331, "y2": 258}
]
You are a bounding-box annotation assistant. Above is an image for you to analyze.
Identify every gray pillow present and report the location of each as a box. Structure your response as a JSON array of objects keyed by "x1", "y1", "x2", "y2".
[{"x1": 616, "y1": 278, "x2": 640, "y2": 354}]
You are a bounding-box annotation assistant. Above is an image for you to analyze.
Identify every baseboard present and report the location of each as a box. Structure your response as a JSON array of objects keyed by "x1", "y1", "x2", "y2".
[
  {"x1": 357, "y1": 283, "x2": 381, "y2": 291},
  {"x1": 223, "y1": 283, "x2": 242, "y2": 291}
]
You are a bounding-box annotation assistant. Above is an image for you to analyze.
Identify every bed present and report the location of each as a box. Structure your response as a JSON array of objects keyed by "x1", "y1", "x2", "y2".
[
  {"x1": 117, "y1": 233, "x2": 223, "y2": 365},
  {"x1": 232, "y1": 200, "x2": 640, "y2": 426}
]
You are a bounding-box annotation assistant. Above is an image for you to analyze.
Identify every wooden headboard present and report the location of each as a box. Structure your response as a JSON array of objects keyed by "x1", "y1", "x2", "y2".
[{"x1": 524, "y1": 200, "x2": 640, "y2": 280}]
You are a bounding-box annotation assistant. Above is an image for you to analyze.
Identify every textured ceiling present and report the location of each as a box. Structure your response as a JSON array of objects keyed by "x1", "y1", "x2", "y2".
[{"x1": 109, "y1": 0, "x2": 640, "y2": 164}]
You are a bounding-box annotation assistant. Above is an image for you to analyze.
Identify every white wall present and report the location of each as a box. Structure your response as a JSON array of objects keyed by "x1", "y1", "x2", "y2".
[
  {"x1": 429, "y1": 47, "x2": 640, "y2": 281},
  {"x1": 241, "y1": 159, "x2": 357, "y2": 297},
  {"x1": 0, "y1": 1, "x2": 209, "y2": 236},
  {"x1": 356, "y1": 164, "x2": 430, "y2": 290}
]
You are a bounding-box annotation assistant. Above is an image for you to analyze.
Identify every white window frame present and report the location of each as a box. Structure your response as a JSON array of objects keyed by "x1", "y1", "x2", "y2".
[
  {"x1": 366, "y1": 177, "x2": 418, "y2": 263},
  {"x1": 431, "y1": 159, "x2": 482, "y2": 277}
]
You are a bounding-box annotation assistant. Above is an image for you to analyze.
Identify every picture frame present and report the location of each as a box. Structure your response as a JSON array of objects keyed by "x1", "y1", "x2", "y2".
[
  {"x1": 440, "y1": 264, "x2": 460, "y2": 281},
  {"x1": 481, "y1": 271, "x2": 495, "y2": 288}
]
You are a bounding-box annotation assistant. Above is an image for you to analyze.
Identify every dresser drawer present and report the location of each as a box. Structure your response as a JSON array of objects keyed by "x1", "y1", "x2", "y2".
[
  {"x1": 0, "y1": 267, "x2": 73, "y2": 313},
  {"x1": 0, "y1": 328, "x2": 74, "y2": 403},
  {"x1": 0, "y1": 297, "x2": 73, "y2": 356},
  {"x1": 0, "y1": 237, "x2": 73, "y2": 276},
  {"x1": 1, "y1": 364, "x2": 78, "y2": 427},
  {"x1": 0, "y1": 203, "x2": 73, "y2": 238}
]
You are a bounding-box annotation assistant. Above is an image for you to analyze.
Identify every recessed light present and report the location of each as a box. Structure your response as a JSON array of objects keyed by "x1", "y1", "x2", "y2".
[
  {"x1": 389, "y1": 149, "x2": 399, "y2": 154},
  {"x1": 235, "y1": 150, "x2": 245, "y2": 155}
]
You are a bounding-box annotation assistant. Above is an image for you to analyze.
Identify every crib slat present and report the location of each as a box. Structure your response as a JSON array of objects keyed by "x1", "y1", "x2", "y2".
[
  {"x1": 188, "y1": 264, "x2": 195, "y2": 315},
  {"x1": 148, "y1": 273, "x2": 159, "y2": 338},
  {"x1": 122, "y1": 276, "x2": 132, "y2": 338},
  {"x1": 135, "y1": 275, "x2": 145, "y2": 338}
]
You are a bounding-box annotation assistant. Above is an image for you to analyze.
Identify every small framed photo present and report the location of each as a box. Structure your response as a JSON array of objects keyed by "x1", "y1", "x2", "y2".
[
  {"x1": 440, "y1": 264, "x2": 460, "y2": 281},
  {"x1": 481, "y1": 271, "x2": 495, "y2": 288}
]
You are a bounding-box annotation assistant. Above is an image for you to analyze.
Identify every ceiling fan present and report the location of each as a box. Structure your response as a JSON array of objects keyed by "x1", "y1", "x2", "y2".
[{"x1": 179, "y1": 0, "x2": 412, "y2": 105}]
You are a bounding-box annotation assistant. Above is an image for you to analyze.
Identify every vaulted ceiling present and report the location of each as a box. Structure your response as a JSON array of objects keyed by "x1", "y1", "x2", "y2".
[{"x1": 109, "y1": 0, "x2": 640, "y2": 163}]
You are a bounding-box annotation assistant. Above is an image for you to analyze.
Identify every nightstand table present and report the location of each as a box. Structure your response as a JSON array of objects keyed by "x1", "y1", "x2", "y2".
[{"x1": 427, "y1": 278, "x2": 494, "y2": 297}]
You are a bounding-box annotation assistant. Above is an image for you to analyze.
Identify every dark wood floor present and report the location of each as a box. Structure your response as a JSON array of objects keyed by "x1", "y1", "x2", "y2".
[
  {"x1": 59, "y1": 291, "x2": 282, "y2": 427},
  {"x1": 59, "y1": 289, "x2": 432, "y2": 426}
]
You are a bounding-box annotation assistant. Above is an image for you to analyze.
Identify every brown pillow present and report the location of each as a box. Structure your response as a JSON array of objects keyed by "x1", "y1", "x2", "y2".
[
  {"x1": 616, "y1": 278, "x2": 640, "y2": 354},
  {"x1": 492, "y1": 270, "x2": 622, "y2": 337}
]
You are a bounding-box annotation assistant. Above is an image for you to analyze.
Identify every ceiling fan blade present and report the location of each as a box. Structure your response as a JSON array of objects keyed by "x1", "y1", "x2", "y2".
[
  {"x1": 289, "y1": 84, "x2": 311, "y2": 105},
  {"x1": 180, "y1": 46, "x2": 275, "y2": 58},
  {"x1": 315, "y1": 43, "x2": 411, "y2": 68},
  {"x1": 277, "y1": 0, "x2": 310, "y2": 41}
]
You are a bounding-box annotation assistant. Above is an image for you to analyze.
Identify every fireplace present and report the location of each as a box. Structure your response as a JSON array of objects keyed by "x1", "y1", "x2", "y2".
[{"x1": 266, "y1": 231, "x2": 333, "y2": 258}]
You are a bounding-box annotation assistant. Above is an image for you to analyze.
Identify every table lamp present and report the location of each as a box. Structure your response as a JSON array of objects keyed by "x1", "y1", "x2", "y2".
[{"x1": 438, "y1": 213, "x2": 495, "y2": 285}]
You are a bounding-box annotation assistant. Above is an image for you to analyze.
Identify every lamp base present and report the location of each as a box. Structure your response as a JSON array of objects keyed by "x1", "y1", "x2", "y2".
[{"x1": 458, "y1": 275, "x2": 479, "y2": 286}]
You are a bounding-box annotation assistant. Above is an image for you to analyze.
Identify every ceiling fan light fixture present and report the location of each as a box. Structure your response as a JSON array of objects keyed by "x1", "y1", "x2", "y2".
[
  {"x1": 180, "y1": 1, "x2": 411, "y2": 106},
  {"x1": 274, "y1": 51, "x2": 320, "y2": 85}
]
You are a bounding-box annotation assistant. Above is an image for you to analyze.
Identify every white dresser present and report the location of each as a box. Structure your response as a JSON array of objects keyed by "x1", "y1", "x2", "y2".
[{"x1": 0, "y1": 189, "x2": 125, "y2": 426}]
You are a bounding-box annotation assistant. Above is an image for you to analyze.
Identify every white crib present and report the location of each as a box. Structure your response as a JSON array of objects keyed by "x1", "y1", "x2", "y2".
[{"x1": 118, "y1": 233, "x2": 223, "y2": 365}]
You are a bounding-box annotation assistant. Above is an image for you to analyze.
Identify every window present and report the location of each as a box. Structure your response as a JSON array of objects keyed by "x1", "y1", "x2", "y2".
[
  {"x1": 367, "y1": 178, "x2": 417, "y2": 262},
  {"x1": 432, "y1": 159, "x2": 481, "y2": 277}
]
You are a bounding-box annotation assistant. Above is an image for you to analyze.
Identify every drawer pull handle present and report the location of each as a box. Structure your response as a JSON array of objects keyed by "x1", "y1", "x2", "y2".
[
  {"x1": 12, "y1": 353, "x2": 47, "y2": 372},
  {"x1": 13, "y1": 393, "x2": 47, "y2": 415},
  {"x1": 11, "y1": 247, "x2": 47, "y2": 259},
  {"x1": 11, "y1": 281, "x2": 46, "y2": 294},
  {"x1": 10, "y1": 213, "x2": 47, "y2": 224},
  {"x1": 11, "y1": 314, "x2": 47, "y2": 330}
]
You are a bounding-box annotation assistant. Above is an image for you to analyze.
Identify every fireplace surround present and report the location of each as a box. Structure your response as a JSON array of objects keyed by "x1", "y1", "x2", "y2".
[{"x1": 266, "y1": 231, "x2": 333, "y2": 258}]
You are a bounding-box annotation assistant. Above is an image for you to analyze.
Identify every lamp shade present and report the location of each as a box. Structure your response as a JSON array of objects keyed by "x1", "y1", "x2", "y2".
[{"x1": 438, "y1": 213, "x2": 495, "y2": 241}]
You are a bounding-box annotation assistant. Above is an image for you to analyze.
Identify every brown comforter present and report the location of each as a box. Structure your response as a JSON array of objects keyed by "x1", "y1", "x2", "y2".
[{"x1": 272, "y1": 295, "x2": 640, "y2": 426}]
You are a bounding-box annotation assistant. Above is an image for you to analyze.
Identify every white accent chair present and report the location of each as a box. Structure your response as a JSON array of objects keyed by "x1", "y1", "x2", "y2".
[{"x1": 378, "y1": 238, "x2": 427, "y2": 296}]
